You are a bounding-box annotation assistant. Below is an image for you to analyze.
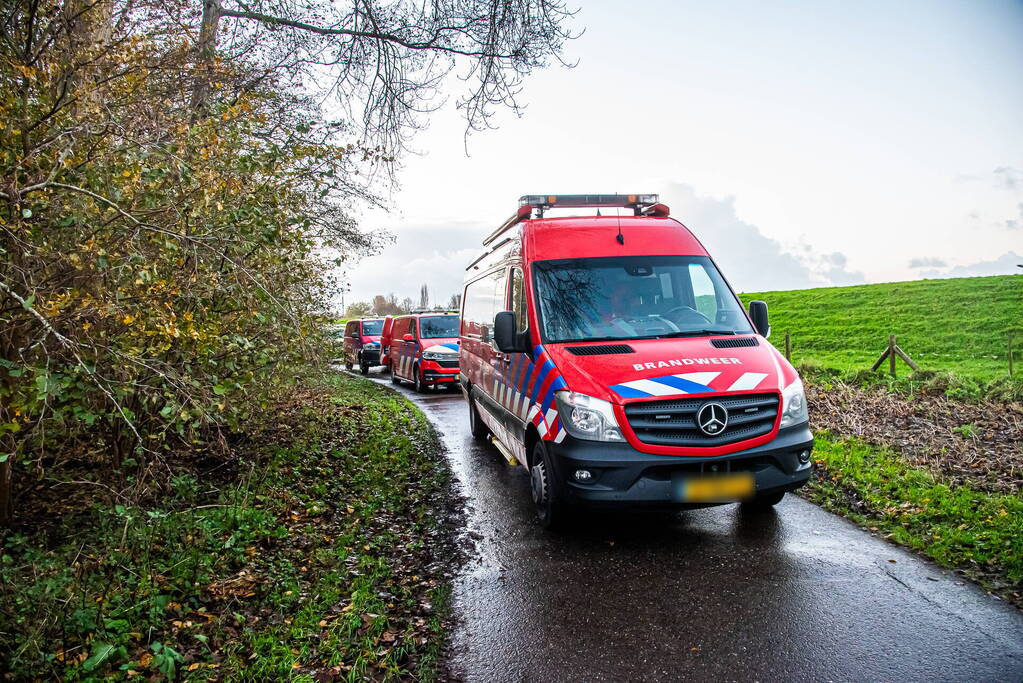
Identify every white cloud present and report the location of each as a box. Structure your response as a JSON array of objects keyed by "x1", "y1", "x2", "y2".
[
  {"x1": 341, "y1": 220, "x2": 487, "y2": 308},
  {"x1": 920, "y1": 251, "x2": 1023, "y2": 278},
  {"x1": 659, "y1": 183, "x2": 865, "y2": 292},
  {"x1": 908, "y1": 257, "x2": 948, "y2": 268},
  {"x1": 993, "y1": 166, "x2": 1023, "y2": 191},
  {"x1": 1006, "y1": 202, "x2": 1023, "y2": 231},
  {"x1": 337, "y1": 184, "x2": 871, "y2": 308}
]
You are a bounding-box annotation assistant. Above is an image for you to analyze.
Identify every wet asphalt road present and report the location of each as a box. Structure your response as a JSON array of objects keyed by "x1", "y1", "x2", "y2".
[{"x1": 358, "y1": 370, "x2": 1023, "y2": 682}]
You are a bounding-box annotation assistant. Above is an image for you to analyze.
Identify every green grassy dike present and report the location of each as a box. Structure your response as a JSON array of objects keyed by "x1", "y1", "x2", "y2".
[
  {"x1": 1, "y1": 374, "x2": 458, "y2": 681},
  {"x1": 741, "y1": 274, "x2": 1023, "y2": 384},
  {"x1": 804, "y1": 434, "x2": 1023, "y2": 603}
]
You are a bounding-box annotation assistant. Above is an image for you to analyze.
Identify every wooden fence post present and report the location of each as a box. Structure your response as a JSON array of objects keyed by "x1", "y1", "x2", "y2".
[
  {"x1": 785, "y1": 333, "x2": 791, "y2": 362},
  {"x1": 871, "y1": 333, "x2": 919, "y2": 378},
  {"x1": 888, "y1": 334, "x2": 896, "y2": 377}
]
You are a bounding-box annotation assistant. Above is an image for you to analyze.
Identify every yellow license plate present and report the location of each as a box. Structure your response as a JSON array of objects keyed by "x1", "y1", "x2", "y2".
[{"x1": 681, "y1": 473, "x2": 755, "y2": 503}]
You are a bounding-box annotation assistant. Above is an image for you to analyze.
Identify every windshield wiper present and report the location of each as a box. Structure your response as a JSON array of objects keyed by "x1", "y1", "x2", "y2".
[
  {"x1": 552, "y1": 335, "x2": 634, "y2": 344},
  {"x1": 647, "y1": 329, "x2": 738, "y2": 339}
]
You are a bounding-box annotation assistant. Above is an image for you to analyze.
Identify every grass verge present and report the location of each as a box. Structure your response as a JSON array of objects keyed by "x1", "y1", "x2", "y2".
[
  {"x1": 804, "y1": 433, "x2": 1023, "y2": 606},
  {"x1": 799, "y1": 363, "x2": 1023, "y2": 403},
  {"x1": 0, "y1": 373, "x2": 461, "y2": 681}
]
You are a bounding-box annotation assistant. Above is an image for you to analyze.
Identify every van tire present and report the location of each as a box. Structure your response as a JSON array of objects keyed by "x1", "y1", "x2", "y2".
[
  {"x1": 345, "y1": 361, "x2": 353, "y2": 371},
  {"x1": 359, "y1": 356, "x2": 369, "y2": 375},
  {"x1": 530, "y1": 440, "x2": 565, "y2": 529},
  {"x1": 742, "y1": 490, "x2": 785, "y2": 510},
  {"x1": 413, "y1": 365, "x2": 427, "y2": 393},
  {"x1": 391, "y1": 370, "x2": 401, "y2": 385},
  {"x1": 467, "y1": 390, "x2": 489, "y2": 441}
]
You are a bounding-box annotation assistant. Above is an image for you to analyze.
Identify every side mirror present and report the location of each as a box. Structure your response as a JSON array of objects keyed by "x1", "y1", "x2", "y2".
[
  {"x1": 494, "y1": 311, "x2": 529, "y2": 353},
  {"x1": 748, "y1": 300, "x2": 770, "y2": 338},
  {"x1": 402, "y1": 333, "x2": 413, "y2": 342}
]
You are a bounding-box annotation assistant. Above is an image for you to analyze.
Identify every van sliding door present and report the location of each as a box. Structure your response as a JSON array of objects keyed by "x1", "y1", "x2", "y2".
[{"x1": 501, "y1": 266, "x2": 529, "y2": 442}]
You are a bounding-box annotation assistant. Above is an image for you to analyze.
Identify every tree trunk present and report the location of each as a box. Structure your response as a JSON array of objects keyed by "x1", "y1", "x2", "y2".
[
  {"x1": 0, "y1": 458, "x2": 11, "y2": 527},
  {"x1": 190, "y1": 0, "x2": 223, "y2": 114}
]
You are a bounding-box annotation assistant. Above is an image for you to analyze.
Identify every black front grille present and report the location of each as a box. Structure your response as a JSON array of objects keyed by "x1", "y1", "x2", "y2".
[
  {"x1": 624, "y1": 393, "x2": 778, "y2": 447},
  {"x1": 711, "y1": 337, "x2": 759, "y2": 348},
  {"x1": 436, "y1": 359, "x2": 459, "y2": 368},
  {"x1": 565, "y1": 344, "x2": 635, "y2": 356}
]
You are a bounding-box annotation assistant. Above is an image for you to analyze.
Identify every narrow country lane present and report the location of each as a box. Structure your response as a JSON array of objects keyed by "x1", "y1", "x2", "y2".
[{"x1": 356, "y1": 369, "x2": 1023, "y2": 682}]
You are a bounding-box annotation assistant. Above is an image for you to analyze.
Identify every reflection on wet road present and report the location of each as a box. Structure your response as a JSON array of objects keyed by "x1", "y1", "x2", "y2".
[{"x1": 358, "y1": 370, "x2": 1023, "y2": 681}]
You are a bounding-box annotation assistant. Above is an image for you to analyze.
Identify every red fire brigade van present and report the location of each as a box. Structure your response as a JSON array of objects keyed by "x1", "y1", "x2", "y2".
[
  {"x1": 389, "y1": 312, "x2": 461, "y2": 391},
  {"x1": 460, "y1": 194, "x2": 813, "y2": 527},
  {"x1": 342, "y1": 318, "x2": 384, "y2": 375},
  {"x1": 379, "y1": 316, "x2": 395, "y2": 370}
]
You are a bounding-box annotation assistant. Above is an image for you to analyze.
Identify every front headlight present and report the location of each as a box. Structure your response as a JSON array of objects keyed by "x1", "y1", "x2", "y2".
[
  {"x1": 422, "y1": 351, "x2": 455, "y2": 361},
  {"x1": 554, "y1": 391, "x2": 624, "y2": 442},
  {"x1": 779, "y1": 378, "x2": 809, "y2": 428}
]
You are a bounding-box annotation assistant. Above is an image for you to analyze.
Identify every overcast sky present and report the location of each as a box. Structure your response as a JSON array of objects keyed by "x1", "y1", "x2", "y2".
[{"x1": 338, "y1": 0, "x2": 1023, "y2": 309}]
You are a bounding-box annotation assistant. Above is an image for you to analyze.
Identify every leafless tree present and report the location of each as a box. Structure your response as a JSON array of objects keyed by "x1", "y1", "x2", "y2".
[{"x1": 179, "y1": 0, "x2": 579, "y2": 155}]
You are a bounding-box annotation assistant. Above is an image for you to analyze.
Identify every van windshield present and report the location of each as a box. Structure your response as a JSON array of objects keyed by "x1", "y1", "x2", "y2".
[
  {"x1": 360, "y1": 319, "x2": 384, "y2": 335},
  {"x1": 532, "y1": 255, "x2": 754, "y2": 344},
  {"x1": 419, "y1": 316, "x2": 459, "y2": 339}
]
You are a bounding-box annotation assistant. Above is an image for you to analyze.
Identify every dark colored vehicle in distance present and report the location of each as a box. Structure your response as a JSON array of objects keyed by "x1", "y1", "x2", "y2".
[{"x1": 342, "y1": 318, "x2": 384, "y2": 375}]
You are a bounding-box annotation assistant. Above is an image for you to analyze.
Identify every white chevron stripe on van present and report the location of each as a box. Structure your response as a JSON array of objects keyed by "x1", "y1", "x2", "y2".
[
  {"x1": 726, "y1": 372, "x2": 769, "y2": 391},
  {"x1": 677, "y1": 372, "x2": 721, "y2": 387},
  {"x1": 616, "y1": 378, "x2": 687, "y2": 397}
]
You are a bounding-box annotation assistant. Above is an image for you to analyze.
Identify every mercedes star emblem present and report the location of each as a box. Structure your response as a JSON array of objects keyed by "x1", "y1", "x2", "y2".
[{"x1": 697, "y1": 402, "x2": 729, "y2": 436}]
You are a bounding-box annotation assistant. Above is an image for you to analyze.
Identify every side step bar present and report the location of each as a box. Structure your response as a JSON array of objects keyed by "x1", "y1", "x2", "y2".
[{"x1": 490, "y1": 435, "x2": 519, "y2": 467}]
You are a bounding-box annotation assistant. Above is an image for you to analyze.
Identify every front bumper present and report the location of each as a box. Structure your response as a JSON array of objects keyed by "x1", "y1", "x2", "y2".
[
  {"x1": 421, "y1": 360, "x2": 459, "y2": 383},
  {"x1": 547, "y1": 424, "x2": 813, "y2": 506},
  {"x1": 360, "y1": 349, "x2": 380, "y2": 365}
]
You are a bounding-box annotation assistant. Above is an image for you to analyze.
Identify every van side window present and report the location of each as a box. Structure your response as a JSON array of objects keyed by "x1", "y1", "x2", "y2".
[
  {"x1": 463, "y1": 270, "x2": 506, "y2": 338},
  {"x1": 511, "y1": 268, "x2": 528, "y2": 333},
  {"x1": 345, "y1": 321, "x2": 357, "y2": 337},
  {"x1": 408, "y1": 318, "x2": 417, "y2": 338},
  {"x1": 462, "y1": 279, "x2": 488, "y2": 335}
]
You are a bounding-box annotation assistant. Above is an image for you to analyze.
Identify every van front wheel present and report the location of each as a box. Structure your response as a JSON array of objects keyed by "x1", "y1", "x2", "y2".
[
  {"x1": 468, "y1": 390, "x2": 489, "y2": 441},
  {"x1": 530, "y1": 441, "x2": 565, "y2": 529}
]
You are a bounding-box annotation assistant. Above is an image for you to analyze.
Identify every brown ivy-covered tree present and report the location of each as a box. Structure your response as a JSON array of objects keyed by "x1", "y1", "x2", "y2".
[{"x1": 0, "y1": 0, "x2": 576, "y2": 525}]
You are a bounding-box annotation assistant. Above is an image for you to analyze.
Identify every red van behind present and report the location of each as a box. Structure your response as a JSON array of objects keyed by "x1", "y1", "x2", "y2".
[
  {"x1": 389, "y1": 313, "x2": 461, "y2": 392},
  {"x1": 342, "y1": 318, "x2": 384, "y2": 375},
  {"x1": 379, "y1": 315, "x2": 395, "y2": 371},
  {"x1": 459, "y1": 194, "x2": 813, "y2": 527}
]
